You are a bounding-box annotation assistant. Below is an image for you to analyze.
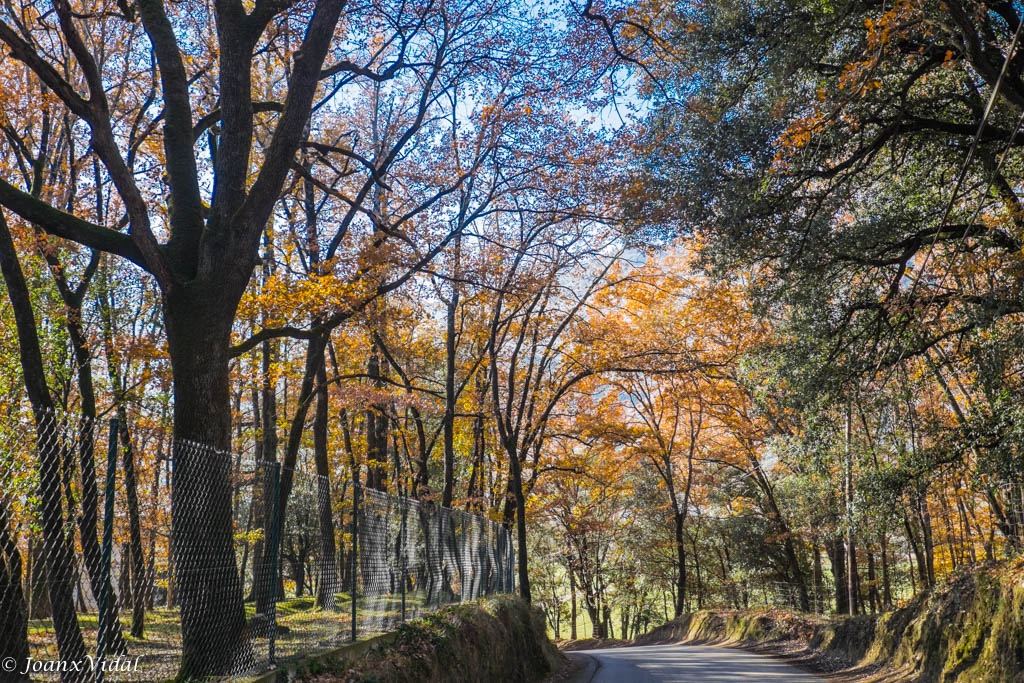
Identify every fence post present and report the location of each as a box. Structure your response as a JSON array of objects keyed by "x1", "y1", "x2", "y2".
[
  {"x1": 97, "y1": 418, "x2": 118, "y2": 679},
  {"x1": 267, "y1": 462, "x2": 282, "y2": 666},
  {"x1": 350, "y1": 484, "x2": 359, "y2": 642}
]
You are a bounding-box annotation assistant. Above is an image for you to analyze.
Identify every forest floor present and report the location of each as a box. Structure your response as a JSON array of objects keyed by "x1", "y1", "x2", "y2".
[{"x1": 25, "y1": 592, "x2": 428, "y2": 680}]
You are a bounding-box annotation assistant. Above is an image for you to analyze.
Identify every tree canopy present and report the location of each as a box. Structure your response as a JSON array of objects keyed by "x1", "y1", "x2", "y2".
[{"x1": 2, "y1": 0, "x2": 1024, "y2": 674}]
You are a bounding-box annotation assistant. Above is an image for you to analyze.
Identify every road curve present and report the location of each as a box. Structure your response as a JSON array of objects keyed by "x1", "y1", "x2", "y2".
[{"x1": 569, "y1": 643, "x2": 823, "y2": 682}]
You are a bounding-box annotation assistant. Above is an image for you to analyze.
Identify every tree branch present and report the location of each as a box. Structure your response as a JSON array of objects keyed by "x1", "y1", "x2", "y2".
[
  {"x1": 0, "y1": 179, "x2": 148, "y2": 269},
  {"x1": 138, "y1": 0, "x2": 205, "y2": 269}
]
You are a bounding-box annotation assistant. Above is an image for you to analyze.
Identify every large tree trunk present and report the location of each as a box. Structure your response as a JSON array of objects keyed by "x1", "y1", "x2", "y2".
[
  {"x1": 165, "y1": 290, "x2": 251, "y2": 678},
  {"x1": 0, "y1": 497, "x2": 29, "y2": 682},
  {"x1": 586, "y1": 602, "x2": 605, "y2": 639}
]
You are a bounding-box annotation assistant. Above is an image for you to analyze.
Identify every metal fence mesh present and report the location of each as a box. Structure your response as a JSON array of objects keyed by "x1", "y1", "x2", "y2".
[
  {"x1": 270, "y1": 467, "x2": 516, "y2": 659},
  {"x1": 0, "y1": 414, "x2": 515, "y2": 681}
]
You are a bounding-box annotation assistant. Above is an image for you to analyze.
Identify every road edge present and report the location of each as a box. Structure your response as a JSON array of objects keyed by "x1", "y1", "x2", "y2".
[{"x1": 563, "y1": 652, "x2": 599, "y2": 683}]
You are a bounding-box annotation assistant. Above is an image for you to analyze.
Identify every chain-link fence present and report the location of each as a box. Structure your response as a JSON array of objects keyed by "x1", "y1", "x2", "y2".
[
  {"x1": 270, "y1": 468, "x2": 516, "y2": 660},
  {"x1": 0, "y1": 413, "x2": 515, "y2": 681}
]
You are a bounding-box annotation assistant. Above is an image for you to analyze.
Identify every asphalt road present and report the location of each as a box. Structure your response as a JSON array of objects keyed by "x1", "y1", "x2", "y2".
[{"x1": 569, "y1": 644, "x2": 823, "y2": 682}]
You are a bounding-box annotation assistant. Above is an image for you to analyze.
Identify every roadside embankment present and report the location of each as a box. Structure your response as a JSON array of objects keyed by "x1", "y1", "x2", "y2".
[
  {"x1": 297, "y1": 595, "x2": 563, "y2": 683},
  {"x1": 632, "y1": 560, "x2": 1024, "y2": 682},
  {"x1": 556, "y1": 638, "x2": 630, "y2": 652}
]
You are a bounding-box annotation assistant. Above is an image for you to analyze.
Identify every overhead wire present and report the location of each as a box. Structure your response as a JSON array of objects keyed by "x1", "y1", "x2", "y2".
[
  {"x1": 901, "y1": 13, "x2": 1024, "y2": 306},
  {"x1": 865, "y1": 12, "x2": 1024, "y2": 384}
]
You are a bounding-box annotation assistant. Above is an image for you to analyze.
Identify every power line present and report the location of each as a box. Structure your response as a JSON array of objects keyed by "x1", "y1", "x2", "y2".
[
  {"x1": 867, "y1": 14, "x2": 1024, "y2": 382},
  {"x1": 902, "y1": 15, "x2": 1024, "y2": 306}
]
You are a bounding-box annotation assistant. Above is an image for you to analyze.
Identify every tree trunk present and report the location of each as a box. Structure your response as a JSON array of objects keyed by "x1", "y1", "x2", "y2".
[
  {"x1": 365, "y1": 341, "x2": 389, "y2": 492},
  {"x1": 278, "y1": 333, "x2": 328, "y2": 532},
  {"x1": 289, "y1": 553, "x2": 306, "y2": 598},
  {"x1": 252, "y1": 337, "x2": 281, "y2": 616},
  {"x1": 441, "y1": 287, "x2": 459, "y2": 507},
  {"x1": 847, "y1": 537, "x2": 859, "y2": 615},
  {"x1": 812, "y1": 544, "x2": 824, "y2": 613},
  {"x1": 828, "y1": 539, "x2": 848, "y2": 615},
  {"x1": 881, "y1": 534, "x2": 892, "y2": 610},
  {"x1": 466, "y1": 394, "x2": 485, "y2": 510},
  {"x1": 26, "y1": 541, "x2": 50, "y2": 620},
  {"x1": 691, "y1": 532, "x2": 704, "y2": 610},
  {"x1": 845, "y1": 404, "x2": 856, "y2": 616},
  {"x1": 0, "y1": 213, "x2": 88, "y2": 677},
  {"x1": 314, "y1": 361, "x2": 338, "y2": 609},
  {"x1": 749, "y1": 459, "x2": 810, "y2": 612},
  {"x1": 867, "y1": 548, "x2": 878, "y2": 614},
  {"x1": 165, "y1": 290, "x2": 251, "y2": 678},
  {"x1": 119, "y1": 420, "x2": 148, "y2": 638},
  {"x1": 418, "y1": 504, "x2": 448, "y2": 603},
  {"x1": 66, "y1": 319, "x2": 127, "y2": 655},
  {"x1": 0, "y1": 497, "x2": 28, "y2": 682},
  {"x1": 99, "y1": 287, "x2": 147, "y2": 638},
  {"x1": 586, "y1": 602, "x2": 605, "y2": 639},
  {"x1": 569, "y1": 566, "x2": 578, "y2": 640},
  {"x1": 903, "y1": 515, "x2": 928, "y2": 590},
  {"x1": 673, "y1": 511, "x2": 686, "y2": 617},
  {"x1": 919, "y1": 495, "x2": 936, "y2": 587},
  {"x1": 27, "y1": 409, "x2": 87, "y2": 668},
  {"x1": 506, "y1": 448, "x2": 530, "y2": 602}
]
